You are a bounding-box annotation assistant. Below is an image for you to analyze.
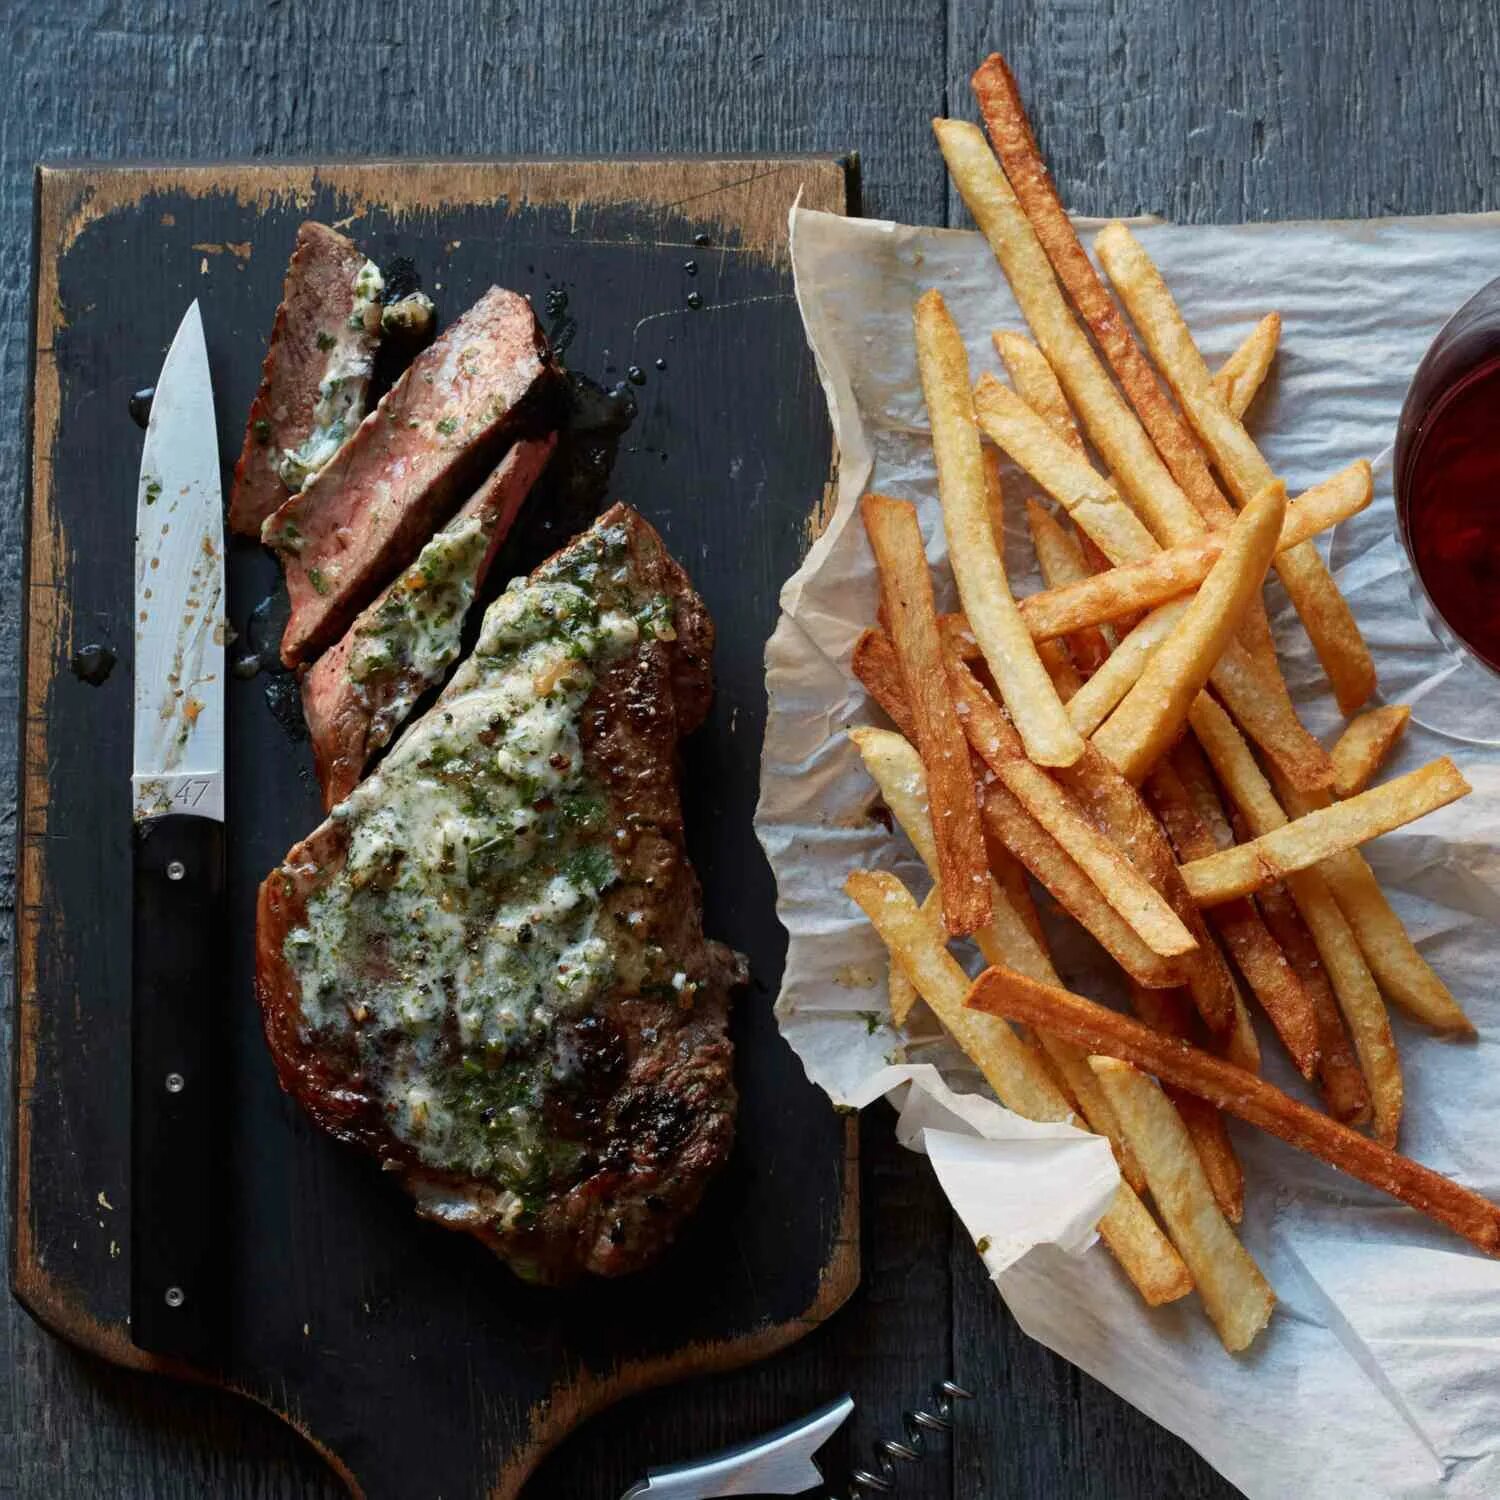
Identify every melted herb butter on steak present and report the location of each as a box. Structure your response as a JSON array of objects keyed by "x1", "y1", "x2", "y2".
[
  {"x1": 345, "y1": 516, "x2": 491, "y2": 755},
  {"x1": 282, "y1": 524, "x2": 656, "y2": 1220},
  {"x1": 276, "y1": 258, "x2": 385, "y2": 491}
]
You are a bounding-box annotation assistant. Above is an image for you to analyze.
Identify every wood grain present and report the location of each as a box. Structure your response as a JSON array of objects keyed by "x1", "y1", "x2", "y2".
[{"x1": 5, "y1": 2, "x2": 1500, "y2": 1497}]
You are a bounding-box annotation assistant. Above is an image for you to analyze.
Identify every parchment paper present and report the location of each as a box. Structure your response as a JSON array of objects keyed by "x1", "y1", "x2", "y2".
[{"x1": 756, "y1": 204, "x2": 1500, "y2": 1498}]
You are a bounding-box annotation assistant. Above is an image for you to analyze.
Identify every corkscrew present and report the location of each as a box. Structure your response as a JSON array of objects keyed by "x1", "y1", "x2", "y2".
[
  {"x1": 618, "y1": 1379, "x2": 972, "y2": 1499},
  {"x1": 830, "y1": 1380, "x2": 975, "y2": 1499}
]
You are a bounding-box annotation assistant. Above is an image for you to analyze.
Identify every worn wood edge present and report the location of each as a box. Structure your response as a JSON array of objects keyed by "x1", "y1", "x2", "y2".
[
  {"x1": 36, "y1": 155, "x2": 850, "y2": 270},
  {"x1": 11, "y1": 151, "x2": 860, "y2": 1490},
  {"x1": 492, "y1": 1113, "x2": 860, "y2": 1500}
]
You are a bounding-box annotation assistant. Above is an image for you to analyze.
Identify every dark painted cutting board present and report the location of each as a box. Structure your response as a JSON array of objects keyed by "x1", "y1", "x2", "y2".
[{"x1": 14, "y1": 157, "x2": 857, "y2": 1498}]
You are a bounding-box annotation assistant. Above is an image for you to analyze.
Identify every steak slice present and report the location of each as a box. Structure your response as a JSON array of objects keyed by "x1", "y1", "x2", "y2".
[
  {"x1": 229, "y1": 222, "x2": 384, "y2": 537},
  {"x1": 302, "y1": 432, "x2": 557, "y2": 811},
  {"x1": 256, "y1": 505, "x2": 742, "y2": 1282},
  {"x1": 263, "y1": 287, "x2": 554, "y2": 668}
]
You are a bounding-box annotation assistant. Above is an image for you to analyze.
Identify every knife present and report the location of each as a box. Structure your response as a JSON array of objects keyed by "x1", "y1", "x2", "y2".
[
  {"x1": 130, "y1": 300, "x2": 226, "y2": 1358},
  {"x1": 618, "y1": 1396, "x2": 854, "y2": 1499}
]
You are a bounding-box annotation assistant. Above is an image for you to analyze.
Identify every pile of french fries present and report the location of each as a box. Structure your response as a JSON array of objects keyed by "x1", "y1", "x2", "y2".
[{"x1": 844, "y1": 52, "x2": 1497, "y2": 1355}]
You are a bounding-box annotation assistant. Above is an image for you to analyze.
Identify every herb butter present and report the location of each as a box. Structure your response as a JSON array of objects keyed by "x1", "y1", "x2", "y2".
[
  {"x1": 277, "y1": 258, "x2": 385, "y2": 491},
  {"x1": 282, "y1": 526, "x2": 656, "y2": 1205}
]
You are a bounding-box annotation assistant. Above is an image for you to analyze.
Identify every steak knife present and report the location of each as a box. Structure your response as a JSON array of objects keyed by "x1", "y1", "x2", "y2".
[{"x1": 130, "y1": 300, "x2": 226, "y2": 1358}]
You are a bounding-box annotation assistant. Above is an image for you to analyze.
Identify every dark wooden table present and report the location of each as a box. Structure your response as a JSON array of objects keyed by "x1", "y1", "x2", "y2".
[{"x1": 4, "y1": 3, "x2": 1496, "y2": 1495}]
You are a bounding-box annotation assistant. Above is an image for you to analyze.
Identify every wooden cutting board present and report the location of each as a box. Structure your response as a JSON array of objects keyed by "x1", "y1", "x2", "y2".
[{"x1": 14, "y1": 155, "x2": 858, "y2": 1498}]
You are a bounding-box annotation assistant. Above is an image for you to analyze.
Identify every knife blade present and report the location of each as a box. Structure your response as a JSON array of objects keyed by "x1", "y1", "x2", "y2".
[{"x1": 130, "y1": 300, "x2": 226, "y2": 1359}]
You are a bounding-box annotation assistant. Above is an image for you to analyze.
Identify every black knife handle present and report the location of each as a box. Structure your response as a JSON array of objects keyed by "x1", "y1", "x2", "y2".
[{"x1": 131, "y1": 813, "x2": 224, "y2": 1360}]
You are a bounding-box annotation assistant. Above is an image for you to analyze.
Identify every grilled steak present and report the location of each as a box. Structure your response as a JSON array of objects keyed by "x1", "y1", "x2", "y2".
[
  {"x1": 229, "y1": 223, "x2": 384, "y2": 537},
  {"x1": 302, "y1": 433, "x2": 557, "y2": 811},
  {"x1": 264, "y1": 287, "x2": 554, "y2": 668},
  {"x1": 256, "y1": 505, "x2": 742, "y2": 1282}
]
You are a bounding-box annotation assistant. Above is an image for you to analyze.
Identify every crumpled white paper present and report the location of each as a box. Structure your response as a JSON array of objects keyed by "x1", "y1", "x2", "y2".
[{"x1": 755, "y1": 203, "x2": 1500, "y2": 1498}]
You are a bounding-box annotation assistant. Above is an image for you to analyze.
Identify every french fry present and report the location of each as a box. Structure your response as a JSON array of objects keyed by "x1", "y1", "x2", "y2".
[
  {"x1": 1128, "y1": 983, "x2": 1245, "y2": 1223},
  {"x1": 994, "y1": 330, "x2": 1085, "y2": 452},
  {"x1": 888, "y1": 951, "x2": 921, "y2": 1027},
  {"x1": 1188, "y1": 693, "x2": 1402, "y2": 1145},
  {"x1": 1214, "y1": 313, "x2": 1281, "y2": 419},
  {"x1": 1041, "y1": 731, "x2": 1240, "y2": 1042},
  {"x1": 1332, "y1": 705, "x2": 1413, "y2": 798},
  {"x1": 1093, "y1": 482, "x2": 1288, "y2": 783},
  {"x1": 960, "y1": 70, "x2": 1296, "y2": 702},
  {"x1": 850, "y1": 726, "x2": 1147, "y2": 1191},
  {"x1": 849, "y1": 868, "x2": 1192, "y2": 1305},
  {"x1": 942, "y1": 650, "x2": 1198, "y2": 959},
  {"x1": 972, "y1": 375, "x2": 1161, "y2": 566},
  {"x1": 932, "y1": 117, "x2": 1204, "y2": 548},
  {"x1": 970, "y1": 54, "x2": 1240, "y2": 535},
  {"x1": 1180, "y1": 759, "x2": 1471, "y2": 906},
  {"x1": 1026, "y1": 498, "x2": 1113, "y2": 673},
  {"x1": 980, "y1": 443, "x2": 1007, "y2": 552},
  {"x1": 846, "y1": 870, "x2": 1066, "y2": 1120},
  {"x1": 1172, "y1": 736, "x2": 1371, "y2": 1116},
  {"x1": 1256, "y1": 880, "x2": 1372, "y2": 1124},
  {"x1": 853, "y1": 627, "x2": 919, "y2": 743},
  {"x1": 862, "y1": 494, "x2": 992, "y2": 935},
  {"x1": 969, "y1": 966, "x2": 1500, "y2": 1258},
  {"x1": 1065, "y1": 602, "x2": 1188, "y2": 734},
  {"x1": 1276, "y1": 778, "x2": 1474, "y2": 1035},
  {"x1": 1095, "y1": 221, "x2": 1376, "y2": 714},
  {"x1": 1088, "y1": 1057, "x2": 1274, "y2": 1351},
  {"x1": 1147, "y1": 762, "x2": 1319, "y2": 1079},
  {"x1": 1019, "y1": 462, "x2": 1373, "y2": 641},
  {"x1": 981, "y1": 780, "x2": 1182, "y2": 989},
  {"x1": 915, "y1": 292, "x2": 1083, "y2": 767}
]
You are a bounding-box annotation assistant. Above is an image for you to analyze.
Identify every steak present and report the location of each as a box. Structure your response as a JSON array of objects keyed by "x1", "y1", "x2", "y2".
[
  {"x1": 302, "y1": 433, "x2": 558, "y2": 811},
  {"x1": 229, "y1": 222, "x2": 384, "y2": 537},
  {"x1": 256, "y1": 505, "x2": 742, "y2": 1282},
  {"x1": 263, "y1": 287, "x2": 554, "y2": 668}
]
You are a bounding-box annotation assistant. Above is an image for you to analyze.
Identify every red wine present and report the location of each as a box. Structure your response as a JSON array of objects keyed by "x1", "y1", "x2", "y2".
[{"x1": 1403, "y1": 353, "x2": 1500, "y2": 670}]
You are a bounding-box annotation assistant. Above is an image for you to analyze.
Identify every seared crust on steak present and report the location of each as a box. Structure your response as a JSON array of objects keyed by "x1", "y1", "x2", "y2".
[
  {"x1": 257, "y1": 505, "x2": 742, "y2": 1282},
  {"x1": 265, "y1": 286, "x2": 554, "y2": 668},
  {"x1": 301, "y1": 433, "x2": 557, "y2": 811},
  {"x1": 229, "y1": 223, "x2": 377, "y2": 537}
]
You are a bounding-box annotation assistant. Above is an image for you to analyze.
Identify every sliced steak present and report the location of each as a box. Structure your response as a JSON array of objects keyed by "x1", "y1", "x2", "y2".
[
  {"x1": 302, "y1": 432, "x2": 557, "y2": 811},
  {"x1": 264, "y1": 287, "x2": 554, "y2": 668},
  {"x1": 256, "y1": 505, "x2": 742, "y2": 1282},
  {"x1": 229, "y1": 223, "x2": 384, "y2": 537}
]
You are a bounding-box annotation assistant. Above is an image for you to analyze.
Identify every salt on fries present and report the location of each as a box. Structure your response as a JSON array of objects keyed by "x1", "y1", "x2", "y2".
[
  {"x1": 862, "y1": 493, "x2": 991, "y2": 936},
  {"x1": 1213, "y1": 312, "x2": 1281, "y2": 418},
  {"x1": 1147, "y1": 762, "x2": 1320, "y2": 1079},
  {"x1": 1089, "y1": 1057, "x2": 1274, "y2": 1352},
  {"x1": 967, "y1": 966, "x2": 1500, "y2": 1258},
  {"x1": 1180, "y1": 759, "x2": 1471, "y2": 906},
  {"x1": 914, "y1": 291, "x2": 1082, "y2": 767},
  {"x1": 970, "y1": 52, "x2": 1238, "y2": 535},
  {"x1": 1094, "y1": 221, "x2": 1377, "y2": 714},
  {"x1": 835, "y1": 50, "x2": 1485, "y2": 1353},
  {"x1": 847, "y1": 869, "x2": 1192, "y2": 1305},
  {"x1": 972, "y1": 375, "x2": 1332, "y2": 792},
  {"x1": 1093, "y1": 481, "x2": 1287, "y2": 783},
  {"x1": 1127, "y1": 982, "x2": 1245, "y2": 1223},
  {"x1": 848, "y1": 728, "x2": 1147, "y2": 1192},
  {"x1": 1019, "y1": 462, "x2": 1372, "y2": 642},
  {"x1": 1332, "y1": 705, "x2": 1412, "y2": 798},
  {"x1": 1189, "y1": 694, "x2": 1405, "y2": 1147}
]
